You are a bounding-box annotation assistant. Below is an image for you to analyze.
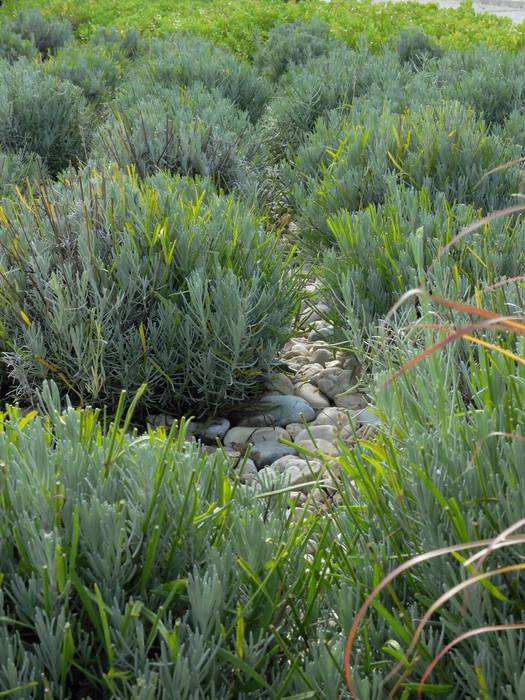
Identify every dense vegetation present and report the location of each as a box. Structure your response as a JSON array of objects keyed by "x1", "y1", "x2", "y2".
[{"x1": 0, "y1": 5, "x2": 524, "y2": 698}]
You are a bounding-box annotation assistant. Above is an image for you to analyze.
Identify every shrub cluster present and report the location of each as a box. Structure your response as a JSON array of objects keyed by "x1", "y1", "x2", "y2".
[{"x1": 0, "y1": 167, "x2": 299, "y2": 415}]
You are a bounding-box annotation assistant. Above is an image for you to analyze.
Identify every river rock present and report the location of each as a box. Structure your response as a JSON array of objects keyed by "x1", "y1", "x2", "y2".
[
  {"x1": 310, "y1": 347, "x2": 333, "y2": 365},
  {"x1": 334, "y1": 391, "x2": 368, "y2": 410},
  {"x1": 191, "y1": 417, "x2": 230, "y2": 444},
  {"x1": 223, "y1": 426, "x2": 255, "y2": 450},
  {"x1": 251, "y1": 441, "x2": 297, "y2": 469},
  {"x1": 296, "y1": 438, "x2": 339, "y2": 457},
  {"x1": 295, "y1": 382, "x2": 330, "y2": 410},
  {"x1": 251, "y1": 427, "x2": 290, "y2": 443},
  {"x1": 265, "y1": 372, "x2": 295, "y2": 395},
  {"x1": 238, "y1": 394, "x2": 315, "y2": 428},
  {"x1": 316, "y1": 368, "x2": 355, "y2": 400},
  {"x1": 311, "y1": 407, "x2": 351, "y2": 427}
]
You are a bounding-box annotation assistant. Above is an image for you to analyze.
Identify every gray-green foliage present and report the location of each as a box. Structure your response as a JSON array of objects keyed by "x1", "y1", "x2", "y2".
[
  {"x1": 253, "y1": 19, "x2": 338, "y2": 82},
  {"x1": 91, "y1": 26, "x2": 142, "y2": 58},
  {"x1": 46, "y1": 44, "x2": 122, "y2": 102},
  {"x1": 335, "y1": 306, "x2": 525, "y2": 698},
  {"x1": 288, "y1": 100, "x2": 522, "y2": 246},
  {"x1": 141, "y1": 33, "x2": 271, "y2": 122},
  {"x1": 435, "y1": 45, "x2": 525, "y2": 125},
  {"x1": 0, "y1": 392, "x2": 351, "y2": 698},
  {"x1": 0, "y1": 60, "x2": 87, "y2": 175},
  {"x1": 319, "y1": 182, "x2": 525, "y2": 332},
  {"x1": 0, "y1": 167, "x2": 300, "y2": 415},
  {"x1": 93, "y1": 83, "x2": 262, "y2": 197},
  {"x1": 0, "y1": 26, "x2": 37, "y2": 62},
  {"x1": 0, "y1": 150, "x2": 47, "y2": 199},
  {"x1": 5, "y1": 8, "x2": 72, "y2": 58},
  {"x1": 259, "y1": 44, "x2": 434, "y2": 160}
]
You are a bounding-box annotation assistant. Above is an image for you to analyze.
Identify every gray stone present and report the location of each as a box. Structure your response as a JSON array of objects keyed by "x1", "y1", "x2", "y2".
[
  {"x1": 296, "y1": 438, "x2": 339, "y2": 457},
  {"x1": 295, "y1": 424, "x2": 350, "y2": 443},
  {"x1": 325, "y1": 359, "x2": 343, "y2": 369},
  {"x1": 238, "y1": 394, "x2": 315, "y2": 428},
  {"x1": 334, "y1": 391, "x2": 368, "y2": 410},
  {"x1": 223, "y1": 426, "x2": 255, "y2": 450},
  {"x1": 310, "y1": 348, "x2": 333, "y2": 365},
  {"x1": 265, "y1": 372, "x2": 295, "y2": 395},
  {"x1": 312, "y1": 407, "x2": 351, "y2": 427},
  {"x1": 316, "y1": 368, "x2": 355, "y2": 400},
  {"x1": 285, "y1": 422, "x2": 305, "y2": 439},
  {"x1": 308, "y1": 326, "x2": 333, "y2": 342},
  {"x1": 251, "y1": 427, "x2": 290, "y2": 444},
  {"x1": 192, "y1": 417, "x2": 230, "y2": 444},
  {"x1": 295, "y1": 363, "x2": 324, "y2": 384},
  {"x1": 250, "y1": 441, "x2": 297, "y2": 468},
  {"x1": 295, "y1": 382, "x2": 330, "y2": 410},
  {"x1": 237, "y1": 457, "x2": 258, "y2": 476},
  {"x1": 147, "y1": 414, "x2": 175, "y2": 429}
]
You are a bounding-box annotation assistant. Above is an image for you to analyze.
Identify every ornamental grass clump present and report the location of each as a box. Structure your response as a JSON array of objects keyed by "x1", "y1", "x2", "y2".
[
  {"x1": 0, "y1": 60, "x2": 88, "y2": 176},
  {"x1": 0, "y1": 150, "x2": 47, "y2": 199},
  {"x1": 0, "y1": 166, "x2": 300, "y2": 416}
]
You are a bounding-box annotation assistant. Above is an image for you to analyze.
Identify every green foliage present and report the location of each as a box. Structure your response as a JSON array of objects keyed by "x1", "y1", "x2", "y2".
[
  {"x1": 142, "y1": 34, "x2": 271, "y2": 122},
  {"x1": 0, "y1": 167, "x2": 300, "y2": 414},
  {"x1": 0, "y1": 60, "x2": 88, "y2": 175},
  {"x1": 93, "y1": 84, "x2": 262, "y2": 197},
  {"x1": 4, "y1": 7, "x2": 72, "y2": 57},
  {"x1": 0, "y1": 150, "x2": 47, "y2": 198},
  {"x1": 2, "y1": 0, "x2": 524, "y2": 57},
  {"x1": 288, "y1": 100, "x2": 522, "y2": 246},
  {"x1": 0, "y1": 26, "x2": 37, "y2": 62},
  {"x1": 46, "y1": 44, "x2": 121, "y2": 102},
  {"x1": 254, "y1": 19, "x2": 337, "y2": 82},
  {"x1": 319, "y1": 182, "x2": 525, "y2": 332}
]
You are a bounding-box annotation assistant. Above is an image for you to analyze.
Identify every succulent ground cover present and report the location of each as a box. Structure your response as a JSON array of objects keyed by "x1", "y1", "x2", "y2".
[{"x1": 0, "y1": 7, "x2": 524, "y2": 699}]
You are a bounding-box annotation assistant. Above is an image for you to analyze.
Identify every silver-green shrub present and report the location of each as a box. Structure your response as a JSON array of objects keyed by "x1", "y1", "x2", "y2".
[
  {"x1": 5, "y1": 8, "x2": 72, "y2": 58},
  {"x1": 0, "y1": 167, "x2": 300, "y2": 414},
  {"x1": 46, "y1": 44, "x2": 121, "y2": 103},
  {"x1": 0, "y1": 60, "x2": 88, "y2": 176},
  {"x1": 0, "y1": 26, "x2": 37, "y2": 62},
  {"x1": 288, "y1": 100, "x2": 522, "y2": 246},
  {"x1": 253, "y1": 19, "x2": 338, "y2": 82},
  {"x1": 0, "y1": 150, "x2": 47, "y2": 199},
  {"x1": 319, "y1": 181, "x2": 525, "y2": 333},
  {"x1": 140, "y1": 33, "x2": 270, "y2": 122},
  {"x1": 93, "y1": 83, "x2": 262, "y2": 198}
]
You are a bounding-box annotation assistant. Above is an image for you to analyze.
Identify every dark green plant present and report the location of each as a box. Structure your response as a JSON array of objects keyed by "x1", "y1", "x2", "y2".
[
  {"x1": 5, "y1": 8, "x2": 72, "y2": 57},
  {"x1": 0, "y1": 167, "x2": 300, "y2": 415},
  {"x1": 253, "y1": 19, "x2": 337, "y2": 82},
  {"x1": 0, "y1": 60, "x2": 88, "y2": 176},
  {"x1": 395, "y1": 29, "x2": 443, "y2": 68}
]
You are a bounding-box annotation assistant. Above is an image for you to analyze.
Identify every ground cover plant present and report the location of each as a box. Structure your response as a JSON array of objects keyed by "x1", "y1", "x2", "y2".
[{"x1": 0, "y1": 6, "x2": 523, "y2": 698}]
